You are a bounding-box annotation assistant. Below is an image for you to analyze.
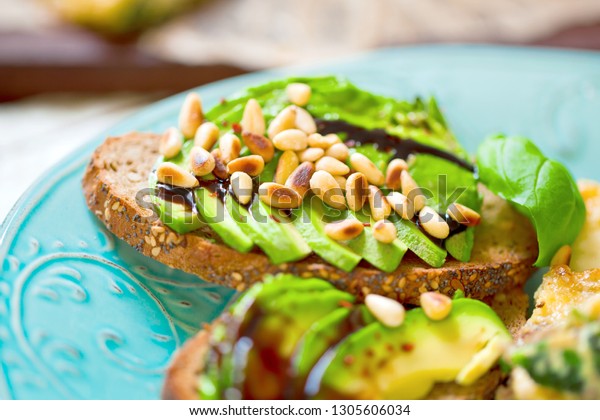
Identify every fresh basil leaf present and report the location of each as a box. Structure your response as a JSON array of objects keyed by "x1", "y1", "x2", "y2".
[{"x1": 476, "y1": 134, "x2": 585, "y2": 267}]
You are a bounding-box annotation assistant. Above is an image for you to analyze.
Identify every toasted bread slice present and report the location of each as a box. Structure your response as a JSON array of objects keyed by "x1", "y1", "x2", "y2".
[
  {"x1": 161, "y1": 286, "x2": 529, "y2": 400},
  {"x1": 82, "y1": 132, "x2": 538, "y2": 304}
]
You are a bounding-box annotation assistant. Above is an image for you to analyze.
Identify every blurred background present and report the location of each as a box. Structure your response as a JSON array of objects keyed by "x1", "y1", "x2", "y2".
[{"x1": 1, "y1": 0, "x2": 600, "y2": 221}]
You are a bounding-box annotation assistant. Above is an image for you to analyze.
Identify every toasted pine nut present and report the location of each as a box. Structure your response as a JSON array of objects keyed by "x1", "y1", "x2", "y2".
[
  {"x1": 294, "y1": 106, "x2": 317, "y2": 134},
  {"x1": 325, "y1": 143, "x2": 350, "y2": 162},
  {"x1": 372, "y1": 220, "x2": 397, "y2": 244},
  {"x1": 258, "y1": 182, "x2": 302, "y2": 209},
  {"x1": 194, "y1": 122, "x2": 219, "y2": 150},
  {"x1": 268, "y1": 106, "x2": 297, "y2": 139},
  {"x1": 242, "y1": 131, "x2": 275, "y2": 162},
  {"x1": 334, "y1": 175, "x2": 347, "y2": 190},
  {"x1": 231, "y1": 171, "x2": 253, "y2": 205},
  {"x1": 420, "y1": 292, "x2": 452, "y2": 321},
  {"x1": 308, "y1": 133, "x2": 339, "y2": 149},
  {"x1": 159, "y1": 127, "x2": 183, "y2": 159},
  {"x1": 211, "y1": 149, "x2": 229, "y2": 179},
  {"x1": 447, "y1": 203, "x2": 481, "y2": 226},
  {"x1": 316, "y1": 156, "x2": 350, "y2": 176},
  {"x1": 298, "y1": 147, "x2": 324, "y2": 162},
  {"x1": 285, "y1": 162, "x2": 315, "y2": 197},
  {"x1": 179, "y1": 93, "x2": 203, "y2": 139},
  {"x1": 324, "y1": 219, "x2": 364, "y2": 241},
  {"x1": 219, "y1": 133, "x2": 241, "y2": 163},
  {"x1": 345, "y1": 172, "x2": 368, "y2": 211},
  {"x1": 550, "y1": 245, "x2": 572, "y2": 266},
  {"x1": 386, "y1": 158, "x2": 408, "y2": 190},
  {"x1": 365, "y1": 294, "x2": 405, "y2": 328},
  {"x1": 286, "y1": 83, "x2": 311, "y2": 106},
  {"x1": 272, "y1": 129, "x2": 308, "y2": 151},
  {"x1": 189, "y1": 146, "x2": 215, "y2": 176},
  {"x1": 350, "y1": 153, "x2": 385, "y2": 186},
  {"x1": 156, "y1": 162, "x2": 198, "y2": 188},
  {"x1": 274, "y1": 150, "x2": 300, "y2": 184},
  {"x1": 227, "y1": 155, "x2": 265, "y2": 177},
  {"x1": 386, "y1": 191, "x2": 414, "y2": 220},
  {"x1": 240, "y1": 99, "x2": 265, "y2": 136},
  {"x1": 419, "y1": 206, "x2": 449, "y2": 239},
  {"x1": 368, "y1": 185, "x2": 391, "y2": 221},
  {"x1": 401, "y1": 171, "x2": 426, "y2": 211},
  {"x1": 310, "y1": 170, "x2": 346, "y2": 209}
]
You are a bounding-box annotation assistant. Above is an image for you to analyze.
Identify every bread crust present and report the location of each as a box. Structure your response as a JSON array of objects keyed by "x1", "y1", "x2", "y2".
[{"x1": 82, "y1": 132, "x2": 538, "y2": 304}]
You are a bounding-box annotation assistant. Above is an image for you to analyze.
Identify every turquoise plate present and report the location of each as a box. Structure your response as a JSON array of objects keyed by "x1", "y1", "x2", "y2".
[{"x1": 1, "y1": 45, "x2": 599, "y2": 399}]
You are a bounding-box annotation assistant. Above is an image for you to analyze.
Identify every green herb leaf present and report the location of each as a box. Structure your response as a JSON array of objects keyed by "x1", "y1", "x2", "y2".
[{"x1": 477, "y1": 134, "x2": 585, "y2": 267}]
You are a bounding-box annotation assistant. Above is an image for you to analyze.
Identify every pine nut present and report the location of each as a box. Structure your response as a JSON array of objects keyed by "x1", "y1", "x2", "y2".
[
  {"x1": 365, "y1": 294, "x2": 405, "y2": 328},
  {"x1": 334, "y1": 175, "x2": 347, "y2": 190},
  {"x1": 368, "y1": 185, "x2": 391, "y2": 221},
  {"x1": 420, "y1": 292, "x2": 452, "y2": 321},
  {"x1": 286, "y1": 82, "x2": 311, "y2": 106},
  {"x1": 310, "y1": 170, "x2": 346, "y2": 209},
  {"x1": 350, "y1": 153, "x2": 385, "y2": 186},
  {"x1": 316, "y1": 156, "x2": 350, "y2": 176},
  {"x1": 273, "y1": 129, "x2": 308, "y2": 151},
  {"x1": 419, "y1": 206, "x2": 450, "y2": 239},
  {"x1": 219, "y1": 133, "x2": 241, "y2": 163},
  {"x1": 447, "y1": 203, "x2": 481, "y2": 226},
  {"x1": 307, "y1": 133, "x2": 339, "y2": 149},
  {"x1": 550, "y1": 244, "x2": 572, "y2": 266},
  {"x1": 268, "y1": 106, "x2": 296, "y2": 139},
  {"x1": 211, "y1": 149, "x2": 229, "y2": 179},
  {"x1": 258, "y1": 182, "x2": 302, "y2": 209},
  {"x1": 179, "y1": 92, "x2": 203, "y2": 139},
  {"x1": 231, "y1": 171, "x2": 253, "y2": 205},
  {"x1": 159, "y1": 127, "x2": 183, "y2": 159},
  {"x1": 240, "y1": 98, "x2": 265, "y2": 136},
  {"x1": 401, "y1": 171, "x2": 426, "y2": 211},
  {"x1": 294, "y1": 106, "x2": 317, "y2": 134},
  {"x1": 324, "y1": 219, "x2": 364, "y2": 241},
  {"x1": 242, "y1": 131, "x2": 275, "y2": 162},
  {"x1": 189, "y1": 146, "x2": 215, "y2": 176},
  {"x1": 386, "y1": 158, "x2": 408, "y2": 190},
  {"x1": 386, "y1": 191, "x2": 414, "y2": 220},
  {"x1": 156, "y1": 162, "x2": 198, "y2": 188},
  {"x1": 345, "y1": 172, "x2": 368, "y2": 211},
  {"x1": 325, "y1": 143, "x2": 349, "y2": 162},
  {"x1": 194, "y1": 122, "x2": 219, "y2": 150},
  {"x1": 372, "y1": 220, "x2": 397, "y2": 244},
  {"x1": 285, "y1": 162, "x2": 315, "y2": 197},
  {"x1": 227, "y1": 155, "x2": 265, "y2": 177},
  {"x1": 298, "y1": 147, "x2": 324, "y2": 162},
  {"x1": 274, "y1": 150, "x2": 299, "y2": 184}
]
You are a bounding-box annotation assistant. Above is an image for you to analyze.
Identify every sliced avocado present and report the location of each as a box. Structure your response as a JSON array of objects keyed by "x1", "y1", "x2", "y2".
[
  {"x1": 195, "y1": 187, "x2": 254, "y2": 253},
  {"x1": 230, "y1": 283, "x2": 354, "y2": 399},
  {"x1": 445, "y1": 228, "x2": 475, "y2": 262},
  {"x1": 291, "y1": 199, "x2": 361, "y2": 272},
  {"x1": 246, "y1": 196, "x2": 311, "y2": 264},
  {"x1": 392, "y1": 216, "x2": 447, "y2": 267},
  {"x1": 346, "y1": 210, "x2": 407, "y2": 273},
  {"x1": 313, "y1": 298, "x2": 512, "y2": 399}
]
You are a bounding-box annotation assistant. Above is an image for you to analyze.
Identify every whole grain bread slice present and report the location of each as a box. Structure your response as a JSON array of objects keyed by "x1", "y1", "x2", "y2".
[
  {"x1": 161, "y1": 286, "x2": 529, "y2": 400},
  {"x1": 82, "y1": 132, "x2": 538, "y2": 304}
]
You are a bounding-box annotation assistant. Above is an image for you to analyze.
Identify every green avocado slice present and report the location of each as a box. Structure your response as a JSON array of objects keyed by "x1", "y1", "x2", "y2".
[
  {"x1": 291, "y1": 199, "x2": 361, "y2": 272},
  {"x1": 195, "y1": 187, "x2": 254, "y2": 253},
  {"x1": 313, "y1": 298, "x2": 512, "y2": 399},
  {"x1": 227, "y1": 281, "x2": 354, "y2": 399},
  {"x1": 346, "y1": 210, "x2": 407, "y2": 273},
  {"x1": 392, "y1": 216, "x2": 447, "y2": 267}
]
